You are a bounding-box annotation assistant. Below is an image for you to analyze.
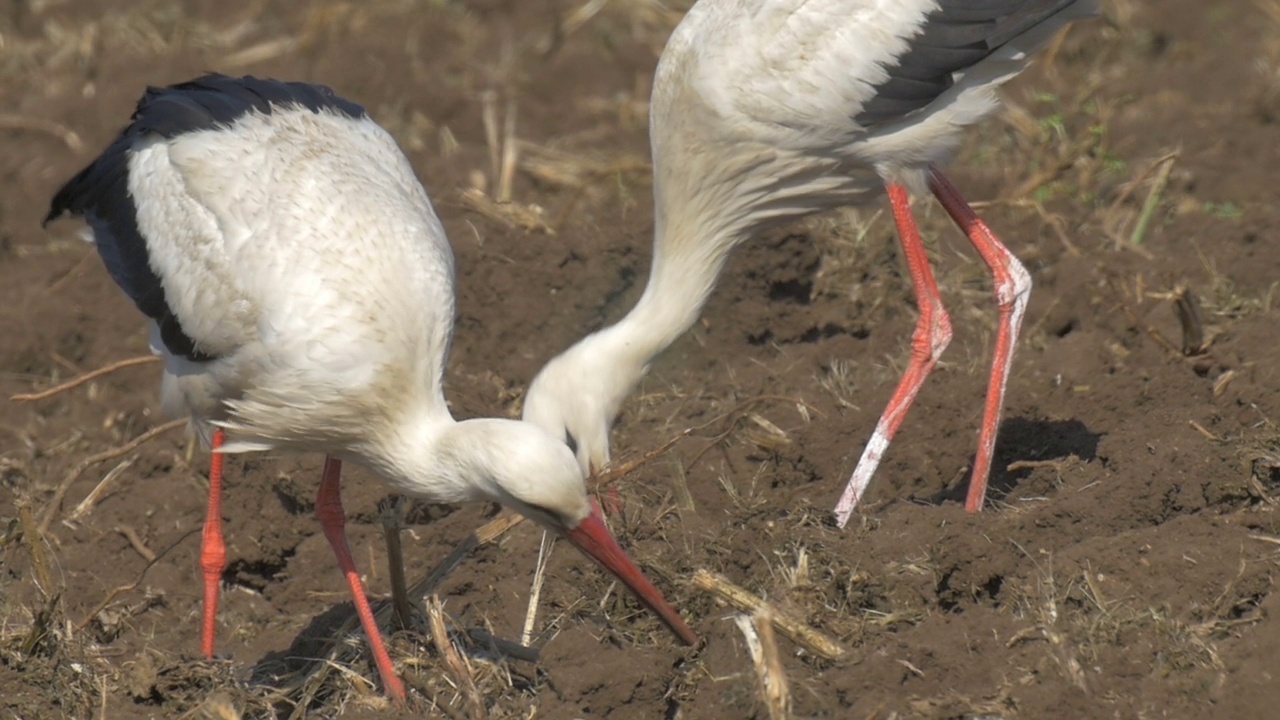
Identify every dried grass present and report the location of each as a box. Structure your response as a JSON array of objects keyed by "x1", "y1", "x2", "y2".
[{"x1": 692, "y1": 569, "x2": 847, "y2": 661}]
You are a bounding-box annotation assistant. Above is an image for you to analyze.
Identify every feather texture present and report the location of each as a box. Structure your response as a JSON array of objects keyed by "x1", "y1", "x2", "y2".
[
  {"x1": 46, "y1": 74, "x2": 367, "y2": 361},
  {"x1": 48, "y1": 75, "x2": 454, "y2": 456},
  {"x1": 856, "y1": 0, "x2": 1089, "y2": 127}
]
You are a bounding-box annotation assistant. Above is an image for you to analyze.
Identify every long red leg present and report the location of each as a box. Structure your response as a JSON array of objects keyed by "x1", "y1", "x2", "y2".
[
  {"x1": 201, "y1": 428, "x2": 228, "y2": 658},
  {"x1": 928, "y1": 167, "x2": 1031, "y2": 513},
  {"x1": 315, "y1": 457, "x2": 407, "y2": 704},
  {"x1": 834, "y1": 183, "x2": 953, "y2": 528}
]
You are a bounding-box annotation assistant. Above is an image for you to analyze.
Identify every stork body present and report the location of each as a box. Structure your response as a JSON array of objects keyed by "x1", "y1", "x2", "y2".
[
  {"x1": 47, "y1": 74, "x2": 696, "y2": 704},
  {"x1": 524, "y1": 0, "x2": 1097, "y2": 524}
]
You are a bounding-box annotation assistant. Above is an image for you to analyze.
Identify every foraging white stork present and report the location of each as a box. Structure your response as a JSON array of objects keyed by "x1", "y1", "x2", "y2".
[
  {"x1": 523, "y1": 0, "x2": 1098, "y2": 525},
  {"x1": 45, "y1": 74, "x2": 697, "y2": 704}
]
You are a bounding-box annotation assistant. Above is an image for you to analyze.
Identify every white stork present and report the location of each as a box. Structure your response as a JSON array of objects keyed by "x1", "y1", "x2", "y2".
[
  {"x1": 523, "y1": 0, "x2": 1098, "y2": 525},
  {"x1": 46, "y1": 74, "x2": 697, "y2": 704}
]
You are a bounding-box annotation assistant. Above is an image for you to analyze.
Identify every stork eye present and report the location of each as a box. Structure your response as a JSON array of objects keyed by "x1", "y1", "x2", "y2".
[
  {"x1": 523, "y1": 501, "x2": 564, "y2": 527},
  {"x1": 564, "y1": 431, "x2": 579, "y2": 455}
]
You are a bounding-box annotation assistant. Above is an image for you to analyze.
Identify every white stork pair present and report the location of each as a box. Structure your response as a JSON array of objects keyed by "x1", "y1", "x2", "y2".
[{"x1": 43, "y1": 0, "x2": 1095, "y2": 702}]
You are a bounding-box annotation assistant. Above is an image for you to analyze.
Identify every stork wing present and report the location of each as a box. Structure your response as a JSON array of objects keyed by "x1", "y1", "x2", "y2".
[
  {"x1": 45, "y1": 75, "x2": 369, "y2": 362},
  {"x1": 665, "y1": 0, "x2": 1096, "y2": 144}
]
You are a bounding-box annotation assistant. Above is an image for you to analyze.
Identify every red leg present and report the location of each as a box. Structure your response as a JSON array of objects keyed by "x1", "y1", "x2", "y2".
[
  {"x1": 315, "y1": 457, "x2": 407, "y2": 704},
  {"x1": 604, "y1": 485, "x2": 622, "y2": 516},
  {"x1": 201, "y1": 428, "x2": 228, "y2": 658},
  {"x1": 928, "y1": 167, "x2": 1031, "y2": 513},
  {"x1": 834, "y1": 183, "x2": 953, "y2": 527}
]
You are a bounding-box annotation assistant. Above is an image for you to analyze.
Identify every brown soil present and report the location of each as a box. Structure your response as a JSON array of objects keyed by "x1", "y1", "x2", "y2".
[{"x1": 3, "y1": 1, "x2": 1279, "y2": 718}]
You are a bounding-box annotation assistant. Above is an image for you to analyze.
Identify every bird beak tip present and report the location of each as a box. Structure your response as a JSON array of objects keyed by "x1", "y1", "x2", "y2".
[{"x1": 560, "y1": 507, "x2": 698, "y2": 646}]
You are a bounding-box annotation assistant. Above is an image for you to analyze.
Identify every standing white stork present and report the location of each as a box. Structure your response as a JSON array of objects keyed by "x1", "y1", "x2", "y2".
[
  {"x1": 45, "y1": 74, "x2": 697, "y2": 704},
  {"x1": 523, "y1": 0, "x2": 1097, "y2": 525}
]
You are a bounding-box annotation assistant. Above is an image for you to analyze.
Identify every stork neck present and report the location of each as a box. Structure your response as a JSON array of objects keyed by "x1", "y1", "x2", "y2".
[
  {"x1": 591, "y1": 138, "x2": 833, "y2": 401},
  {"x1": 357, "y1": 403, "x2": 467, "y2": 502},
  {"x1": 606, "y1": 219, "x2": 740, "y2": 374},
  {"x1": 364, "y1": 414, "x2": 587, "y2": 523}
]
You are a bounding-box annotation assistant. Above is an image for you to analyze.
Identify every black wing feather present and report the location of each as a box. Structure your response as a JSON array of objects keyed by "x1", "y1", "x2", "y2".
[{"x1": 856, "y1": 0, "x2": 1087, "y2": 128}]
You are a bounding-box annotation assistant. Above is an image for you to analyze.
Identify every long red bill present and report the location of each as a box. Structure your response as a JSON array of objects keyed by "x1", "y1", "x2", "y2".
[{"x1": 559, "y1": 500, "x2": 698, "y2": 645}]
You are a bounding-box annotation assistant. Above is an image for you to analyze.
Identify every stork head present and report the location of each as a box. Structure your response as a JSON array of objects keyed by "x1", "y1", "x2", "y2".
[
  {"x1": 523, "y1": 329, "x2": 645, "y2": 479},
  {"x1": 438, "y1": 418, "x2": 696, "y2": 646}
]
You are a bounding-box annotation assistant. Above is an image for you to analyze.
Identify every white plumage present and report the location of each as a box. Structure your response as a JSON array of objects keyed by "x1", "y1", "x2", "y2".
[
  {"x1": 523, "y1": 0, "x2": 1098, "y2": 525},
  {"x1": 134, "y1": 108, "x2": 455, "y2": 458},
  {"x1": 47, "y1": 74, "x2": 696, "y2": 705}
]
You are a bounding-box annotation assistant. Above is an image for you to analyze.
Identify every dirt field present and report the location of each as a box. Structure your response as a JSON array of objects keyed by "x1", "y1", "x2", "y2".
[{"x1": 3, "y1": 0, "x2": 1279, "y2": 718}]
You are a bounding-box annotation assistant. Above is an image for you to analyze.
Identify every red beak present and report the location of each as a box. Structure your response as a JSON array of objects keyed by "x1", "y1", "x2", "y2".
[{"x1": 559, "y1": 500, "x2": 698, "y2": 646}]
